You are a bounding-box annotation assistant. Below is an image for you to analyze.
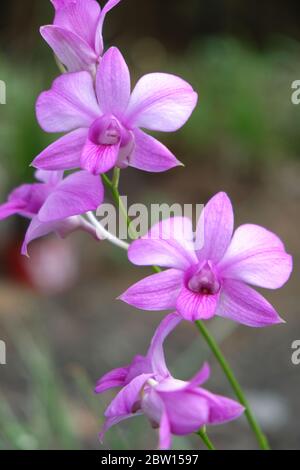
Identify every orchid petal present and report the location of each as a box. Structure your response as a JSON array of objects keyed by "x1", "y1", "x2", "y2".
[
  {"x1": 95, "y1": 366, "x2": 130, "y2": 394},
  {"x1": 176, "y1": 285, "x2": 219, "y2": 321},
  {"x1": 96, "y1": 47, "x2": 131, "y2": 117},
  {"x1": 198, "y1": 389, "x2": 244, "y2": 425},
  {"x1": 147, "y1": 313, "x2": 182, "y2": 378},
  {"x1": 119, "y1": 269, "x2": 183, "y2": 311},
  {"x1": 40, "y1": 26, "x2": 97, "y2": 73},
  {"x1": 52, "y1": 0, "x2": 100, "y2": 47},
  {"x1": 0, "y1": 201, "x2": 26, "y2": 220},
  {"x1": 34, "y1": 170, "x2": 63, "y2": 185},
  {"x1": 21, "y1": 216, "x2": 57, "y2": 256},
  {"x1": 157, "y1": 389, "x2": 209, "y2": 435},
  {"x1": 95, "y1": 0, "x2": 123, "y2": 55},
  {"x1": 159, "y1": 410, "x2": 172, "y2": 450},
  {"x1": 80, "y1": 139, "x2": 120, "y2": 175},
  {"x1": 32, "y1": 128, "x2": 88, "y2": 171},
  {"x1": 100, "y1": 412, "x2": 142, "y2": 443},
  {"x1": 219, "y1": 224, "x2": 293, "y2": 289},
  {"x1": 216, "y1": 280, "x2": 284, "y2": 327},
  {"x1": 105, "y1": 373, "x2": 152, "y2": 419},
  {"x1": 187, "y1": 363, "x2": 211, "y2": 388},
  {"x1": 129, "y1": 128, "x2": 182, "y2": 172},
  {"x1": 196, "y1": 192, "x2": 234, "y2": 263},
  {"x1": 8, "y1": 183, "x2": 52, "y2": 217},
  {"x1": 38, "y1": 171, "x2": 104, "y2": 222},
  {"x1": 128, "y1": 217, "x2": 197, "y2": 270},
  {"x1": 36, "y1": 72, "x2": 100, "y2": 133},
  {"x1": 125, "y1": 73, "x2": 198, "y2": 132}
]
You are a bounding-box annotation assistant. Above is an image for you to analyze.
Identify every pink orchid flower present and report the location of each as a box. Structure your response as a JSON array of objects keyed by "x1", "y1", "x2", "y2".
[
  {"x1": 0, "y1": 170, "x2": 103, "y2": 255},
  {"x1": 41, "y1": 0, "x2": 122, "y2": 73},
  {"x1": 95, "y1": 313, "x2": 244, "y2": 449},
  {"x1": 32, "y1": 47, "x2": 198, "y2": 175},
  {"x1": 120, "y1": 192, "x2": 293, "y2": 326}
]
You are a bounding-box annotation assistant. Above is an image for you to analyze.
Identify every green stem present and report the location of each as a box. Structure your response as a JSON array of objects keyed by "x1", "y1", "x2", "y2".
[
  {"x1": 102, "y1": 172, "x2": 137, "y2": 240},
  {"x1": 195, "y1": 320, "x2": 270, "y2": 450},
  {"x1": 197, "y1": 428, "x2": 215, "y2": 450}
]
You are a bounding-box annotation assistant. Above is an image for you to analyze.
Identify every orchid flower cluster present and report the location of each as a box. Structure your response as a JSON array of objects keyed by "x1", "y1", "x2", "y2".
[{"x1": 0, "y1": 0, "x2": 293, "y2": 450}]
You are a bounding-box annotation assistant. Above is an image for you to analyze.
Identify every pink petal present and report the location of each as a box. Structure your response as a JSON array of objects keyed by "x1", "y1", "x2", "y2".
[
  {"x1": 129, "y1": 128, "x2": 182, "y2": 172},
  {"x1": 22, "y1": 216, "x2": 89, "y2": 256},
  {"x1": 147, "y1": 313, "x2": 182, "y2": 379},
  {"x1": 36, "y1": 72, "x2": 100, "y2": 133},
  {"x1": 158, "y1": 389, "x2": 209, "y2": 435},
  {"x1": 216, "y1": 280, "x2": 284, "y2": 327},
  {"x1": 0, "y1": 201, "x2": 25, "y2": 220},
  {"x1": 125, "y1": 73, "x2": 198, "y2": 132},
  {"x1": 198, "y1": 389, "x2": 244, "y2": 425},
  {"x1": 187, "y1": 363, "x2": 211, "y2": 388},
  {"x1": 128, "y1": 217, "x2": 197, "y2": 270},
  {"x1": 40, "y1": 26, "x2": 97, "y2": 73},
  {"x1": 125, "y1": 355, "x2": 152, "y2": 384},
  {"x1": 105, "y1": 373, "x2": 152, "y2": 419},
  {"x1": 159, "y1": 411, "x2": 172, "y2": 450},
  {"x1": 176, "y1": 285, "x2": 219, "y2": 321},
  {"x1": 34, "y1": 170, "x2": 63, "y2": 185},
  {"x1": 21, "y1": 216, "x2": 57, "y2": 256},
  {"x1": 196, "y1": 192, "x2": 234, "y2": 263},
  {"x1": 219, "y1": 224, "x2": 293, "y2": 289},
  {"x1": 119, "y1": 269, "x2": 183, "y2": 311},
  {"x1": 95, "y1": 366, "x2": 129, "y2": 394},
  {"x1": 95, "y1": 0, "x2": 123, "y2": 55},
  {"x1": 52, "y1": 0, "x2": 100, "y2": 48},
  {"x1": 80, "y1": 139, "x2": 120, "y2": 174},
  {"x1": 38, "y1": 170, "x2": 104, "y2": 222},
  {"x1": 96, "y1": 47, "x2": 131, "y2": 117},
  {"x1": 100, "y1": 413, "x2": 142, "y2": 442},
  {"x1": 32, "y1": 128, "x2": 88, "y2": 171},
  {"x1": 8, "y1": 183, "x2": 52, "y2": 217}
]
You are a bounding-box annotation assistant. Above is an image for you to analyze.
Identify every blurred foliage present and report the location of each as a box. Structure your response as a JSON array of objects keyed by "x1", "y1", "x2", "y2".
[
  {"x1": 166, "y1": 37, "x2": 300, "y2": 169},
  {"x1": 0, "y1": 57, "x2": 56, "y2": 189},
  {"x1": 0, "y1": 335, "x2": 81, "y2": 449}
]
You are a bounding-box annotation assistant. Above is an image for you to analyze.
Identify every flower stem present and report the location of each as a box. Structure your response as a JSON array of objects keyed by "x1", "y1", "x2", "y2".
[
  {"x1": 195, "y1": 320, "x2": 270, "y2": 450},
  {"x1": 86, "y1": 211, "x2": 129, "y2": 251},
  {"x1": 197, "y1": 428, "x2": 215, "y2": 450},
  {"x1": 102, "y1": 172, "x2": 137, "y2": 240}
]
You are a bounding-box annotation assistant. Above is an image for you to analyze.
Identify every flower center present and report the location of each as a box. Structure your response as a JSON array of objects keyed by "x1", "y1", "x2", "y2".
[
  {"x1": 89, "y1": 115, "x2": 122, "y2": 146},
  {"x1": 187, "y1": 262, "x2": 220, "y2": 295}
]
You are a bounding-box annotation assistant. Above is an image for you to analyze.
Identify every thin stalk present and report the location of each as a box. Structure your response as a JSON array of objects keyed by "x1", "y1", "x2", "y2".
[
  {"x1": 197, "y1": 428, "x2": 215, "y2": 450},
  {"x1": 195, "y1": 320, "x2": 270, "y2": 450},
  {"x1": 86, "y1": 212, "x2": 129, "y2": 251},
  {"x1": 102, "y1": 172, "x2": 137, "y2": 240}
]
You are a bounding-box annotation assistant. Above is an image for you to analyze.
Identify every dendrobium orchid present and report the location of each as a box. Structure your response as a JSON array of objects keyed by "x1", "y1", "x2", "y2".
[
  {"x1": 120, "y1": 192, "x2": 293, "y2": 326},
  {"x1": 0, "y1": 170, "x2": 104, "y2": 255},
  {"x1": 41, "y1": 0, "x2": 122, "y2": 73},
  {"x1": 32, "y1": 47, "x2": 198, "y2": 175},
  {"x1": 95, "y1": 313, "x2": 244, "y2": 449}
]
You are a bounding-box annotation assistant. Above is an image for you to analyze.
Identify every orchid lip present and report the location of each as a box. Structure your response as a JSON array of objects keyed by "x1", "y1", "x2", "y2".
[{"x1": 186, "y1": 261, "x2": 221, "y2": 295}]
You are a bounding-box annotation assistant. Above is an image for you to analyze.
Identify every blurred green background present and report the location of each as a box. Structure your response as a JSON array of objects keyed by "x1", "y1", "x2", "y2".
[{"x1": 0, "y1": 0, "x2": 299, "y2": 449}]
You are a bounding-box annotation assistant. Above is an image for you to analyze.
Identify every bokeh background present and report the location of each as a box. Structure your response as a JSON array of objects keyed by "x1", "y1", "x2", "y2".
[{"x1": 0, "y1": 0, "x2": 299, "y2": 450}]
